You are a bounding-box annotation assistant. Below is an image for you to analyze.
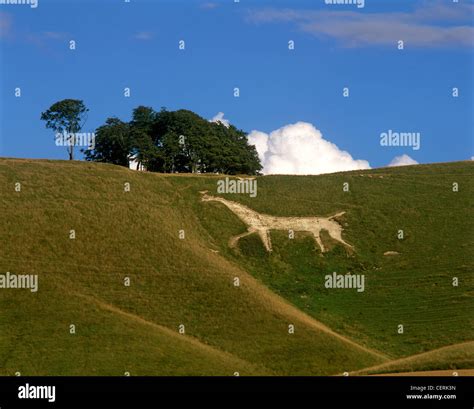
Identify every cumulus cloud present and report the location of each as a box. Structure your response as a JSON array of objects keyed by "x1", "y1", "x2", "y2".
[
  {"x1": 247, "y1": 122, "x2": 370, "y2": 175},
  {"x1": 210, "y1": 112, "x2": 230, "y2": 128},
  {"x1": 388, "y1": 154, "x2": 419, "y2": 167}
]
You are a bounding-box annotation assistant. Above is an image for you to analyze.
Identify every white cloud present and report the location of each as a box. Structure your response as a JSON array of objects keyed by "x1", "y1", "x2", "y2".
[
  {"x1": 246, "y1": 2, "x2": 474, "y2": 48},
  {"x1": 388, "y1": 154, "x2": 419, "y2": 167},
  {"x1": 247, "y1": 122, "x2": 370, "y2": 175},
  {"x1": 210, "y1": 112, "x2": 230, "y2": 128}
]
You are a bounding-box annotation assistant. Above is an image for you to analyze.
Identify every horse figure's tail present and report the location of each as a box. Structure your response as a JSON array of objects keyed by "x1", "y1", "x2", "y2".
[
  {"x1": 328, "y1": 211, "x2": 346, "y2": 220},
  {"x1": 200, "y1": 190, "x2": 212, "y2": 201}
]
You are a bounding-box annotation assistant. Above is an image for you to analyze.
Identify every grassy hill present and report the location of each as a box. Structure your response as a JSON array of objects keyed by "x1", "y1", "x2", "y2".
[
  {"x1": 195, "y1": 162, "x2": 474, "y2": 359},
  {"x1": 351, "y1": 342, "x2": 474, "y2": 376},
  {"x1": 0, "y1": 158, "x2": 472, "y2": 375}
]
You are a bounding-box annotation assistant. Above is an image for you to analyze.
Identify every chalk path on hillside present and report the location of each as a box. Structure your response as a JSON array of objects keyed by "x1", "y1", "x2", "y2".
[
  {"x1": 371, "y1": 369, "x2": 474, "y2": 376},
  {"x1": 349, "y1": 341, "x2": 474, "y2": 376},
  {"x1": 64, "y1": 287, "x2": 272, "y2": 374}
]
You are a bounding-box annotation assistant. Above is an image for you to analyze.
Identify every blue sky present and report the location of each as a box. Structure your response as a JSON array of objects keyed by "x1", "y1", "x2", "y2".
[{"x1": 0, "y1": 0, "x2": 473, "y2": 171}]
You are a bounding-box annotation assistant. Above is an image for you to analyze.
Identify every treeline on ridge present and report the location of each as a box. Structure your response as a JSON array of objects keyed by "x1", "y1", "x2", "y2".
[{"x1": 83, "y1": 107, "x2": 262, "y2": 175}]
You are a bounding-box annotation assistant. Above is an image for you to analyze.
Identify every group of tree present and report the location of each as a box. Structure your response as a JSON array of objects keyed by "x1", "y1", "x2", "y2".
[{"x1": 41, "y1": 99, "x2": 262, "y2": 175}]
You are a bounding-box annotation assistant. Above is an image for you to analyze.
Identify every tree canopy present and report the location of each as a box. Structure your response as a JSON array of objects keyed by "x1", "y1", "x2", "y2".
[
  {"x1": 41, "y1": 99, "x2": 89, "y2": 160},
  {"x1": 84, "y1": 118, "x2": 131, "y2": 166},
  {"x1": 84, "y1": 107, "x2": 262, "y2": 175}
]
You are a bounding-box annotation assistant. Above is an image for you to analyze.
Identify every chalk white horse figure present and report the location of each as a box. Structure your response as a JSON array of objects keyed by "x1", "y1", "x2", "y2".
[{"x1": 201, "y1": 191, "x2": 353, "y2": 253}]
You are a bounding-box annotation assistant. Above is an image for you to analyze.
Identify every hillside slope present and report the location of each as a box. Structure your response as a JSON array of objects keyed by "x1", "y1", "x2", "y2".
[
  {"x1": 0, "y1": 159, "x2": 385, "y2": 376},
  {"x1": 0, "y1": 159, "x2": 472, "y2": 375},
  {"x1": 352, "y1": 342, "x2": 474, "y2": 376},
  {"x1": 191, "y1": 162, "x2": 473, "y2": 360}
]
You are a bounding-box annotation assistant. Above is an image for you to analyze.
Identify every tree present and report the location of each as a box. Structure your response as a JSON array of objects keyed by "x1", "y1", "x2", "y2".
[
  {"x1": 41, "y1": 99, "x2": 89, "y2": 160},
  {"x1": 83, "y1": 118, "x2": 131, "y2": 166},
  {"x1": 130, "y1": 106, "x2": 156, "y2": 135},
  {"x1": 86, "y1": 106, "x2": 262, "y2": 175},
  {"x1": 129, "y1": 106, "x2": 161, "y2": 170}
]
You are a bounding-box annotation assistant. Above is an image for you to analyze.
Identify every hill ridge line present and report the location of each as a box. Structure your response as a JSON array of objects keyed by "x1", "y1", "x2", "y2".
[{"x1": 350, "y1": 341, "x2": 474, "y2": 375}]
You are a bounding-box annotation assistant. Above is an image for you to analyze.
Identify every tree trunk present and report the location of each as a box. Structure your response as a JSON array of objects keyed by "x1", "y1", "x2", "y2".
[{"x1": 68, "y1": 131, "x2": 74, "y2": 160}]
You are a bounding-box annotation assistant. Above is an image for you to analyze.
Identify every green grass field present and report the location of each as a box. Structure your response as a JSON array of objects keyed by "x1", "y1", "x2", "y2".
[{"x1": 0, "y1": 158, "x2": 472, "y2": 375}]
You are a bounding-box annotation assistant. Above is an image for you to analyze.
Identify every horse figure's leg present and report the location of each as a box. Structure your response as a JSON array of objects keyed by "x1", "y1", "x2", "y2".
[
  {"x1": 328, "y1": 226, "x2": 354, "y2": 250},
  {"x1": 229, "y1": 228, "x2": 256, "y2": 250},
  {"x1": 257, "y1": 228, "x2": 273, "y2": 252},
  {"x1": 311, "y1": 230, "x2": 326, "y2": 253}
]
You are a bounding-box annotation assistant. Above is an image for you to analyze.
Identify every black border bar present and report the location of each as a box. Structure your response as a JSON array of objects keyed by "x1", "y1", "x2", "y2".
[{"x1": 0, "y1": 376, "x2": 472, "y2": 409}]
